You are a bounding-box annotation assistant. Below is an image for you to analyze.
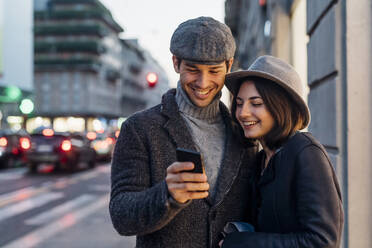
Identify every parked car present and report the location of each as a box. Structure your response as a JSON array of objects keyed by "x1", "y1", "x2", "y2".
[
  {"x1": 0, "y1": 129, "x2": 31, "y2": 169},
  {"x1": 89, "y1": 132, "x2": 116, "y2": 162},
  {"x1": 25, "y1": 129, "x2": 96, "y2": 173}
]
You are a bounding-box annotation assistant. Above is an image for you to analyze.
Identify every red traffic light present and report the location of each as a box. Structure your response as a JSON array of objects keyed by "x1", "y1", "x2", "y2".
[{"x1": 146, "y1": 72, "x2": 158, "y2": 88}]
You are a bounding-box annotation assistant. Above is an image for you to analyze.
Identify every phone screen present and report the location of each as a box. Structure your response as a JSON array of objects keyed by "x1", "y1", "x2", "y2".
[{"x1": 176, "y1": 148, "x2": 204, "y2": 174}]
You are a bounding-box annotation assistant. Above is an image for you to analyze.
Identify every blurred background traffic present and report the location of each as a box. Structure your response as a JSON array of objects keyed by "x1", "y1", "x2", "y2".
[{"x1": 0, "y1": 0, "x2": 171, "y2": 173}]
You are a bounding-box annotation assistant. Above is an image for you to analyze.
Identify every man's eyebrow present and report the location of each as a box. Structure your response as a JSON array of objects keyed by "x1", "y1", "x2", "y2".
[
  {"x1": 184, "y1": 63, "x2": 198, "y2": 68},
  {"x1": 208, "y1": 65, "x2": 224, "y2": 70},
  {"x1": 184, "y1": 63, "x2": 224, "y2": 69}
]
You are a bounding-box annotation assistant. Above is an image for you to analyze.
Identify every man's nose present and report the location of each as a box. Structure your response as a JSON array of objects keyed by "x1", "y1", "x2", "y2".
[{"x1": 194, "y1": 73, "x2": 209, "y2": 89}]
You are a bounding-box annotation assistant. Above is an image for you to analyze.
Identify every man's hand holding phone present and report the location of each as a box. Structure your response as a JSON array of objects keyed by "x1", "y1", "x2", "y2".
[{"x1": 165, "y1": 148, "x2": 209, "y2": 204}]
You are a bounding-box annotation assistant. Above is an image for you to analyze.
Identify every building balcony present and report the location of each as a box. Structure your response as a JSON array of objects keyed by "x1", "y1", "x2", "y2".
[
  {"x1": 34, "y1": 24, "x2": 107, "y2": 37},
  {"x1": 37, "y1": 0, "x2": 123, "y2": 33},
  {"x1": 35, "y1": 40, "x2": 106, "y2": 54},
  {"x1": 34, "y1": 56, "x2": 101, "y2": 72},
  {"x1": 105, "y1": 68, "x2": 121, "y2": 83}
]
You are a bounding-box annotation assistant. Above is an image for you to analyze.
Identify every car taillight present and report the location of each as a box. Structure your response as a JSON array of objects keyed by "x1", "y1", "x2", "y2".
[
  {"x1": 12, "y1": 147, "x2": 19, "y2": 155},
  {"x1": 106, "y1": 137, "x2": 114, "y2": 145},
  {"x1": 0, "y1": 137, "x2": 7, "y2": 147},
  {"x1": 61, "y1": 140, "x2": 72, "y2": 152},
  {"x1": 20, "y1": 137, "x2": 31, "y2": 150},
  {"x1": 42, "y1": 129, "x2": 54, "y2": 137},
  {"x1": 86, "y1": 132, "x2": 97, "y2": 140}
]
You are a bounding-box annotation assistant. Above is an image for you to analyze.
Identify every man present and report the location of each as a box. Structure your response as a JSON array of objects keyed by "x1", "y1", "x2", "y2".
[{"x1": 110, "y1": 16, "x2": 257, "y2": 248}]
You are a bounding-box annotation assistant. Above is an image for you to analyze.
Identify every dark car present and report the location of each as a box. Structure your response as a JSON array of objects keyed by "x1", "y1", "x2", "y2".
[
  {"x1": 26, "y1": 129, "x2": 96, "y2": 173},
  {"x1": 89, "y1": 132, "x2": 116, "y2": 162},
  {"x1": 0, "y1": 129, "x2": 31, "y2": 169}
]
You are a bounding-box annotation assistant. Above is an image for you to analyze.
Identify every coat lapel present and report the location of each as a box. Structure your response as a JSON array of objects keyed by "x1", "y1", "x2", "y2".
[
  {"x1": 257, "y1": 150, "x2": 277, "y2": 188},
  {"x1": 210, "y1": 103, "x2": 244, "y2": 206},
  {"x1": 257, "y1": 134, "x2": 298, "y2": 188},
  {"x1": 257, "y1": 161, "x2": 276, "y2": 187},
  {"x1": 161, "y1": 89, "x2": 196, "y2": 151}
]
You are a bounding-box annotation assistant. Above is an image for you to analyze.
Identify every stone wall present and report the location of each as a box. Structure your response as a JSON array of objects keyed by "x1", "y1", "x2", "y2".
[{"x1": 225, "y1": 0, "x2": 372, "y2": 246}]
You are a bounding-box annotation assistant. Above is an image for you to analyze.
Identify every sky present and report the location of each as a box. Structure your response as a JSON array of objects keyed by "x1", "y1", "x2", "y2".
[{"x1": 100, "y1": 0, "x2": 225, "y2": 87}]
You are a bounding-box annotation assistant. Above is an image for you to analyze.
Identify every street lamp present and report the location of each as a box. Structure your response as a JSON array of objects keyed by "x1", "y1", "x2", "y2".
[{"x1": 19, "y1": 98, "x2": 34, "y2": 114}]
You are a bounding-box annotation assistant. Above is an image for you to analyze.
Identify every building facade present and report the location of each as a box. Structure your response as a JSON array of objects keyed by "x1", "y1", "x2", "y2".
[
  {"x1": 120, "y1": 39, "x2": 169, "y2": 116},
  {"x1": 225, "y1": 0, "x2": 372, "y2": 247},
  {"x1": 32, "y1": 0, "x2": 169, "y2": 132},
  {"x1": 34, "y1": 0, "x2": 123, "y2": 120}
]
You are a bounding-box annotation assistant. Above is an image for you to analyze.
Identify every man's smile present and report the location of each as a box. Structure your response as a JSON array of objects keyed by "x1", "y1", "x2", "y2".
[{"x1": 190, "y1": 86, "x2": 214, "y2": 99}]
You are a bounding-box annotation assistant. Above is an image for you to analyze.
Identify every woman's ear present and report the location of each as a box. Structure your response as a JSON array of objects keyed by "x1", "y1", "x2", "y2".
[{"x1": 172, "y1": 55, "x2": 180, "y2": 73}]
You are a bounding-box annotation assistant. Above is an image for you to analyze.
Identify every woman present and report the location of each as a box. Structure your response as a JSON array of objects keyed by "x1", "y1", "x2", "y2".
[{"x1": 221, "y1": 55, "x2": 344, "y2": 248}]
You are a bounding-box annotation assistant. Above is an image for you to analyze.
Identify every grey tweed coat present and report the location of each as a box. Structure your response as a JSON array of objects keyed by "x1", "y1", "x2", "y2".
[{"x1": 110, "y1": 89, "x2": 257, "y2": 248}]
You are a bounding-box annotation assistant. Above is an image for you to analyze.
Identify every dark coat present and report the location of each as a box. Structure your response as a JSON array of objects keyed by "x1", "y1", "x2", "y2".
[
  {"x1": 223, "y1": 132, "x2": 344, "y2": 248},
  {"x1": 110, "y1": 89, "x2": 257, "y2": 248}
]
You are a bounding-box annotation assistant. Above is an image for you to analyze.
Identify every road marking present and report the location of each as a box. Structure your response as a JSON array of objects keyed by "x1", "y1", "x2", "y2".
[
  {"x1": 0, "y1": 168, "x2": 28, "y2": 180},
  {"x1": 3, "y1": 194, "x2": 109, "y2": 248},
  {"x1": 0, "y1": 186, "x2": 36, "y2": 202},
  {"x1": 25, "y1": 194, "x2": 95, "y2": 225},
  {"x1": 0, "y1": 165, "x2": 110, "y2": 208},
  {"x1": 0, "y1": 192, "x2": 64, "y2": 222},
  {"x1": 96, "y1": 165, "x2": 111, "y2": 173},
  {"x1": 0, "y1": 186, "x2": 50, "y2": 209},
  {"x1": 90, "y1": 184, "x2": 110, "y2": 192}
]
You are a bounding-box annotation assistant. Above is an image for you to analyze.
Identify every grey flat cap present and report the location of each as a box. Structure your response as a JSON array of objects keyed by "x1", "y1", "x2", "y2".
[
  {"x1": 170, "y1": 16, "x2": 236, "y2": 64},
  {"x1": 225, "y1": 55, "x2": 310, "y2": 129}
]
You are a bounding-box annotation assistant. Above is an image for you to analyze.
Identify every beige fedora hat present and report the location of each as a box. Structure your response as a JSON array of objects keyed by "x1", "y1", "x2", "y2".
[{"x1": 225, "y1": 55, "x2": 310, "y2": 129}]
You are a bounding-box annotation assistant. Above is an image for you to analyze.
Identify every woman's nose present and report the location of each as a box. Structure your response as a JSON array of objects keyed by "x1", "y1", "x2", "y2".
[{"x1": 238, "y1": 104, "x2": 252, "y2": 118}]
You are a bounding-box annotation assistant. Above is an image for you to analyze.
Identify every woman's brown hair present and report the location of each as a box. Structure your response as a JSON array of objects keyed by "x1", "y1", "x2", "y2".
[{"x1": 230, "y1": 76, "x2": 306, "y2": 150}]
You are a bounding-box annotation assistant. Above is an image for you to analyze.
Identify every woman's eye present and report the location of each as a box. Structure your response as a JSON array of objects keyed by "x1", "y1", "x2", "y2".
[
  {"x1": 252, "y1": 102, "x2": 263, "y2": 107},
  {"x1": 236, "y1": 103, "x2": 243, "y2": 107}
]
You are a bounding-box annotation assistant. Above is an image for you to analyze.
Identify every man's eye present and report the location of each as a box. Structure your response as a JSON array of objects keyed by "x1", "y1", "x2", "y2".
[{"x1": 210, "y1": 70, "x2": 220, "y2": 74}]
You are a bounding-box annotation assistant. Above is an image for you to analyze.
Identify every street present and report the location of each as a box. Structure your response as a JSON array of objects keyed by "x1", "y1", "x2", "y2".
[{"x1": 0, "y1": 164, "x2": 136, "y2": 248}]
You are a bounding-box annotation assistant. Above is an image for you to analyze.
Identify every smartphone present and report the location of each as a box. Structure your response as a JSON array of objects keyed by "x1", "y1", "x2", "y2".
[{"x1": 176, "y1": 148, "x2": 204, "y2": 174}]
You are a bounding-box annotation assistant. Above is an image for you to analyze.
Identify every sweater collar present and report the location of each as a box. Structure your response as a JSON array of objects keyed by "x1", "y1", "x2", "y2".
[{"x1": 175, "y1": 81, "x2": 221, "y2": 120}]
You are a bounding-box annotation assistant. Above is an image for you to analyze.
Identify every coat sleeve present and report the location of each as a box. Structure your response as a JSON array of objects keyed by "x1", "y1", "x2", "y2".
[
  {"x1": 109, "y1": 118, "x2": 189, "y2": 236},
  {"x1": 222, "y1": 145, "x2": 343, "y2": 248}
]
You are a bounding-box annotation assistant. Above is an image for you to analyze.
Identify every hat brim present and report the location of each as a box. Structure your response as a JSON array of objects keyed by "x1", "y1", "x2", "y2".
[
  {"x1": 182, "y1": 59, "x2": 226, "y2": 65},
  {"x1": 225, "y1": 70, "x2": 311, "y2": 129}
]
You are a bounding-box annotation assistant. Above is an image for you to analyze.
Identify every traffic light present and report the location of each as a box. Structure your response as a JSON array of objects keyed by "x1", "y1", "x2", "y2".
[
  {"x1": 0, "y1": 86, "x2": 22, "y2": 102},
  {"x1": 146, "y1": 72, "x2": 158, "y2": 88},
  {"x1": 19, "y1": 98, "x2": 34, "y2": 114},
  {"x1": 5, "y1": 86, "x2": 22, "y2": 101}
]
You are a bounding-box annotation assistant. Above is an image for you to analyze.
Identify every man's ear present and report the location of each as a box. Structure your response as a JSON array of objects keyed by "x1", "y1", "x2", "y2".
[
  {"x1": 172, "y1": 55, "x2": 180, "y2": 73},
  {"x1": 227, "y1": 58, "x2": 234, "y2": 73}
]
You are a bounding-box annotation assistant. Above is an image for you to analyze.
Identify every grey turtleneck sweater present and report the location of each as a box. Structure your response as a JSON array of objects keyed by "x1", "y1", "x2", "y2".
[{"x1": 175, "y1": 82, "x2": 226, "y2": 198}]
